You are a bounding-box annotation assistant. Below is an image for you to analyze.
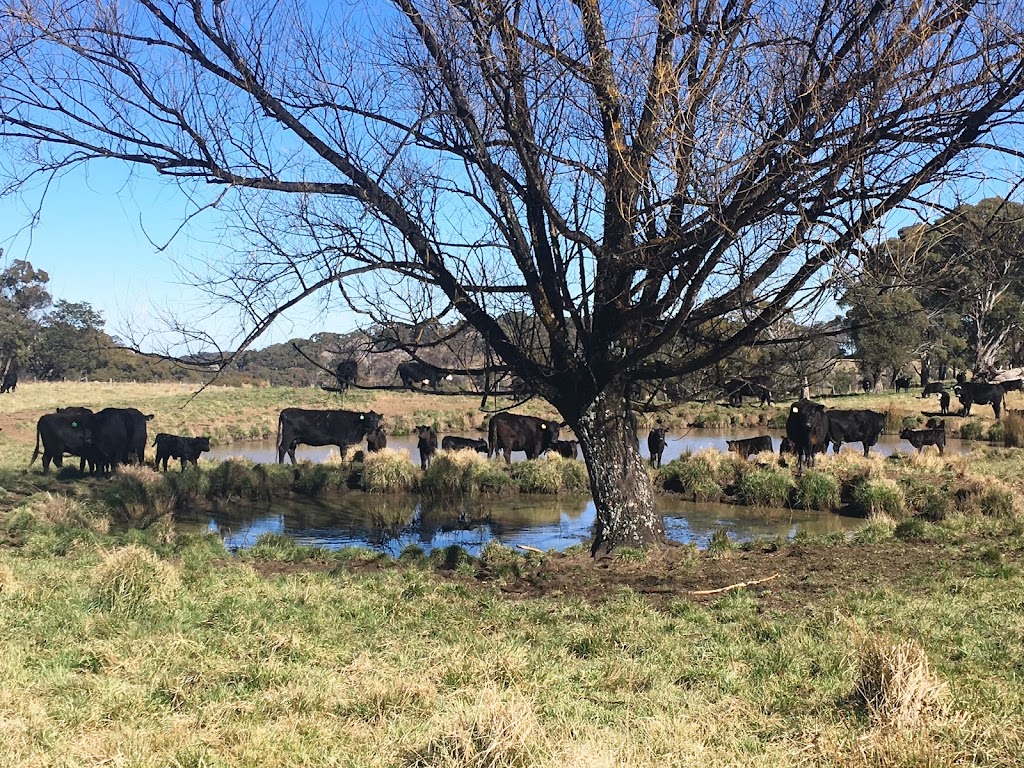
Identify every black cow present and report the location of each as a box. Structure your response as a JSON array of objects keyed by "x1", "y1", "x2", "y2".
[
  {"x1": 366, "y1": 427, "x2": 387, "y2": 453},
  {"x1": 925, "y1": 417, "x2": 946, "y2": 430},
  {"x1": 30, "y1": 410, "x2": 94, "y2": 474},
  {"x1": 785, "y1": 399, "x2": 829, "y2": 474},
  {"x1": 441, "y1": 435, "x2": 489, "y2": 453},
  {"x1": 276, "y1": 408, "x2": 384, "y2": 464},
  {"x1": 939, "y1": 391, "x2": 951, "y2": 415},
  {"x1": 415, "y1": 425, "x2": 438, "y2": 470},
  {"x1": 894, "y1": 375, "x2": 912, "y2": 393},
  {"x1": 80, "y1": 407, "x2": 154, "y2": 475},
  {"x1": 647, "y1": 427, "x2": 668, "y2": 468},
  {"x1": 860, "y1": 377, "x2": 874, "y2": 393},
  {"x1": 153, "y1": 433, "x2": 211, "y2": 471},
  {"x1": 999, "y1": 378, "x2": 1023, "y2": 392},
  {"x1": 921, "y1": 382, "x2": 946, "y2": 397},
  {"x1": 900, "y1": 426, "x2": 946, "y2": 455},
  {"x1": 723, "y1": 378, "x2": 773, "y2": 406},
  {"x1": 0, "y1": 367, "x2": 18, "y2": 394},
  {"x1": 550, "y1": 439, "x2": 579, "y2": 459},
  {"x1": 956, "y1": 381, "x2": 1004, "y2": 418},
  {"x1": 334, "y1": 359, "x2": 358, "y2": 392},
  {"x1": 488, "y1": 412, "x2": 561, "y2": 464},
  {"x1": 779, "y1": 436, "x2": 796, "y2": 454},
  {"x1": 826, "y1": 409, "x2": 886, "y2": 457},
  {"x1": 726, "y1": 435, "x2": 773, "y2": 459},
  {"x1": 397, "y1": 361, "x2": 452, "y2": 391}
]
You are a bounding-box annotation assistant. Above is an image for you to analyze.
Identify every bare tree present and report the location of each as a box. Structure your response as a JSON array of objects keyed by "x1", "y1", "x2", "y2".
[{"x1": 2, "y1": 0, "x2": 1023, "y2": 554}]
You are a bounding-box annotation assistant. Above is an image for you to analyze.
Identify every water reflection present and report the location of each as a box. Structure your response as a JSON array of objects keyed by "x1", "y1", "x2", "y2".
[{"x1": 178, "y1": 493, "x2": 861, "y2": 557}]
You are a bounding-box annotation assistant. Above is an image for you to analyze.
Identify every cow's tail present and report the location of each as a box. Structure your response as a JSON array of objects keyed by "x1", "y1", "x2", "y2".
[{"x1": 29, "y1": 421, "x2": 42, "y2": 466}]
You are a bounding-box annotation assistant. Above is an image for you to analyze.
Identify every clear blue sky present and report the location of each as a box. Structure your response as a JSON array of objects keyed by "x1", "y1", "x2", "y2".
[{"x1": 1, "y1": 160, "x2": 358, "y2": 353}]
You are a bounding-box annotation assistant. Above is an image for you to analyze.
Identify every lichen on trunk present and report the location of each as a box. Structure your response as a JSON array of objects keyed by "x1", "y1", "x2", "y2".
[{"x1": 573, "y1": 387, "x2": 664, "y2": 557}]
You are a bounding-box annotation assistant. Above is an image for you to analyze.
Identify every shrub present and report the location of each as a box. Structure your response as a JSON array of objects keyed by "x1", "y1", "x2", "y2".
[
  {"x1": 361, "y1": 449, "x2": 419, "y2": 493},
  {"x1": 737, "y1": 467, "x2": 793, "y2": 507},
  {"x1": 658, "y1": 453, "x2": 724, "y2": 501},
  {"x1": 958, "y1": 420, "x2": 985, "y2": 441},
  {"x1": 291, "y1": 462, "x2": 346, "y2": 496},
  {"x1": 1003, "y1": 410, "x2": 1024, "y2": 447},
  {"x1": 207, "y1": 459, "x2": 275, "y2": 501},
  {"x1": 421, "y1": 450, "x2": 519, "y2": 496},
  {"x1": 852, "y1": 478, "x2": 906, "y2": 518},
  {"x1": 92, "y1": 545, "x2": 181, "y2": 618},
  {"x1": 794, "y1": 470, "x2": 841, "y2": 510},
  {"x1": 986, "y1": 420, "x2": 1005, "y2": 443}
]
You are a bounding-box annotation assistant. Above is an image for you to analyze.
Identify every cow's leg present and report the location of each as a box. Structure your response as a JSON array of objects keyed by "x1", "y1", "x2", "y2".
[{"x1": 503, "y1": 448, "x2": 511, "y2": 465}]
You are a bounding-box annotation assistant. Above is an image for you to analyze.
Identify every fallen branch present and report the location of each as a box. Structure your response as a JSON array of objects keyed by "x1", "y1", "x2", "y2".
[
  {"x1": 688, "y1": 573, "x2": 780, "y2": 596},
  {"x1": 517, "y1": 544, "x2": 547, "y2": 555}
]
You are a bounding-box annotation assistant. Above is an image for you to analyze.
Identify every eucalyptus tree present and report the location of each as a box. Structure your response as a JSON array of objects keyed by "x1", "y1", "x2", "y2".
[{"x1": 2, "y1": 0, "x2": 1023, "y2": 554}]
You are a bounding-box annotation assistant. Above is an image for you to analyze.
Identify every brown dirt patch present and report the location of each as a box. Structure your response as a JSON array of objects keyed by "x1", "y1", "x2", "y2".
[{"x1": 229, "y1": 533, "x2": 1023, "y2": 616}]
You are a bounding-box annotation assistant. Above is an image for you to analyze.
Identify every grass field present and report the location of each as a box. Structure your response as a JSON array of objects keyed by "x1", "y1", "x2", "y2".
[{"x1": 2, "y1": 381, "x2": 1023, "y2": 766}]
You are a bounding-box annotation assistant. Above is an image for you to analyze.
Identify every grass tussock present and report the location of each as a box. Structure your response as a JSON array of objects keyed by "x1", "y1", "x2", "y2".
[
  {"x1": 511, "y1": 454, "x2": 587, "y2": 494},
  {"x1": 362, "y1": 448, "x2": 419, "y2": 493},
  {"x1": 1003, "y1": 410, "x2": 1024, "y2": 447},
  {"x1": 26, "y1": 492, "x2": 110, "y2": 535},
  {"x1": 422, "y1": 450, "x2": 512, "y2": 496},
  {"x1": 94, "y1": 464, "x2": 176, "y2": 527},
  {"x1": 853, "y1": 634, "x2": 951, "y2": 731},
  {"x1": 852, "y1": 478, "x2": 906, "y2": 518},
  {"x1": 91, "y1": 544, "x2": 181, "y2": 617},
  {"x1": 406, "y1": 687, "x2": 548, "y2": 768},
  {"x1": 658, "y1": 450, "x2": 725, "y2": 501},
  {"x1": 794, "y1": 470, "x2": 842, "y2": 510},
  {"x1": 736, "y1": 466, "x2": 793, "y2": 508}
]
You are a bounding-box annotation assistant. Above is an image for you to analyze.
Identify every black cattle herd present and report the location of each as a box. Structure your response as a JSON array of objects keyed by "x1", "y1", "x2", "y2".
[{"x1": 20, "y1": 368, "x2": 1021, "y2": 479}]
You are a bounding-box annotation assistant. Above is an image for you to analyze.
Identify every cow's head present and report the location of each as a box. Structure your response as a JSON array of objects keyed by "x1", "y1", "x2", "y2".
[
  {"x1": 193, "y1": 437, "x2": 212, "y2": 452},
  {"x1": 540, "y1": 420, "x2": 561, "y2": 448},
  {"x1": 359, "y1": 411, "x2": 384, "y2": 432}
]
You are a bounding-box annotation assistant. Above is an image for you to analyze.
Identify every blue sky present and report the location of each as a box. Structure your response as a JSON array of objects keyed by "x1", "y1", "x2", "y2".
[{"x1": 1, "y1": 160, "x2": 358, "y2": 352}]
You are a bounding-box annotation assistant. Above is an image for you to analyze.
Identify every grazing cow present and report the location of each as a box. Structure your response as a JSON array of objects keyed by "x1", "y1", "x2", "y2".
[
  {"x1": 276, "y1": 408, "x2": 384, "y2": 464},
  {"x1": 488, "y1": 412, "x2": 561, "y2": 464},
  {"x1": 900, "y1": 426, "x2": 946, "y2": 455},
  {"x1": 415, "y1": 425, "x2": 438, "y2": 470},
  {"x1": 826, "y1": 409, "x2": 886, "y2": 457},
  {"x1": 153, "y1": 433, "x2": 211, "y2": 471},
  {"x1": 939, "y1": 391, "x2": 951, "y2": 415},
  {"x1": 397, "y1": 361, "x2": 453, "y2": 391},
  {"x1": 956, "y1": 381, "x2": 1004, "y2": 418},
  {"x1": 550, "y1": 439, "x2": 579, "y2": 459},
  {"x1": 785, "y1": 399, "x2": 829, "y2": 474},
  {"x1": 779, "y1": 436, "x2": 796, "y2": 454},
  {"x1": 366, "y1": 427, "x2": 387, "y2": 453},
  {"x1": 441, "y1": 435, "x2": 489, "y2": 453},
  {"x1": 647, "y1": 427, "x2": 668, "y2": 468},
  {"x1": 30, "y1": 410, "x2": 94, "y2": 474},
  {"x1": 723, "y1": 378, "x2": 773, "y2": 406},
  {"x1": 334, "y1": 359, "x2": 358, "y2": 392},
  {"x1": 894, "y1": 375, "x2": 912, "y2": 393},
  {"x1": 921, "y1": 382, "x2": 946, "y2": 397},
  {"x1": 0, "y1": 367, "x2": 17, "y2": 394},
  {"x1": 726, "y1": 435, "x2": 773, "y2": 459}
]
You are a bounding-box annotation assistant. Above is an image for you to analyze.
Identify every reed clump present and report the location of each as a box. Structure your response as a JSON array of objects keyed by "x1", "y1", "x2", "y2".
[{"x1": 362, "y1": 448, "x2": 420, "y2": 493}]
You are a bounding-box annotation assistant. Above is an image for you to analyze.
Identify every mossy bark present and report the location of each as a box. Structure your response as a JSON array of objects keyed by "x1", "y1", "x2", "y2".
[{"x1": 574, "y1": 388, "x2": 664, "y2": 557}]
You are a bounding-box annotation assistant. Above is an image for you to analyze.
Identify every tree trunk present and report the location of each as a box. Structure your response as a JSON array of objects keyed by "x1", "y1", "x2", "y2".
[{"x1": 574, "y1": 388, "x2": 664, "y2": 557}]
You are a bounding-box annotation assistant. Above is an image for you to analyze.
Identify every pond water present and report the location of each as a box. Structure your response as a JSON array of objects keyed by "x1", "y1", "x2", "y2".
[
  {"x1": 176, "y1": 494, "x2": 864, "y2": 557},
  {"x1": 207, "y1": 426, "x2": 971, "y2": 465}
]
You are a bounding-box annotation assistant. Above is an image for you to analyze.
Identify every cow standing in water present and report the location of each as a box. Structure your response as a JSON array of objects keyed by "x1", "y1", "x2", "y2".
[
  {"x1": 276, "y1": 408, "x2": 383, "y2": 464},
  {"x1": 647, "y1": 427, "x2": 667, "y2": 468},
  {"x1": 488, "y1": 413, "x2": 561, "y2": 464},
  {"x1": 415, "y1": 425, "x2": 438, "y2": 470}
]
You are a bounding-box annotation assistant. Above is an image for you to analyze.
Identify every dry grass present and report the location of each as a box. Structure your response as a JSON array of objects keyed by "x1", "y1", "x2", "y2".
[
  {"x1": 91, "y1": 544, "x2": 181, "y2": 617},
  {"x1": 853, "y1": 634, "x2": 951, "y2": 730}
]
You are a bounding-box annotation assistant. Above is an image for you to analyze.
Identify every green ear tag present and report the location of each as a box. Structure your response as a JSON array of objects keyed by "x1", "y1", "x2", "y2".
[{"x1": 360, "y1": 415, "x2": 364, "y2": 420}]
